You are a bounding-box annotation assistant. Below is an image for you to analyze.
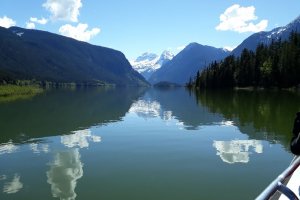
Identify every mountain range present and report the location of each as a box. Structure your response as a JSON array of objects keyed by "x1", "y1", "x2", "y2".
[
  {"x1": 0, "y1": 26, "x2": 148, "y2": 86},
  {"x1": 143, "y1": 15, "x2": 300, "y2": 85},
  {"x1": 148, "y1": 43, "x2": 229, "y2": 85},
  {"x1": 131, "y1": 51, "x2": 174, "y2": 80},
  {"x1": 232, "y1": 15, "x2": 300, "y2": 55},
  {"x1": 0, "y1": 15, "x2": 299, "y2": 87}
]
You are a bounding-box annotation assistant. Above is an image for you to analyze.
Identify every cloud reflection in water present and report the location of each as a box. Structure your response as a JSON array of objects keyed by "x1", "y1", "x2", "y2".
[
  {"x1": 47, "y1": 148, "x2": 83, "y2": 200},
  {"x1": 213, "y1": 140, "x2": 263, "y2": 164},
  {"x1": 0, "y1": 141, "x2": 19, "y2": 155},
  {"x1": 61, "y1": 129, "x2": 101, "y2": 149},
  {"x1": 30, "y1": 143, "x2": 49, "y2": 154},
  {"x1": 2, "y1": 174, "x2": 23, "y2": 194}
]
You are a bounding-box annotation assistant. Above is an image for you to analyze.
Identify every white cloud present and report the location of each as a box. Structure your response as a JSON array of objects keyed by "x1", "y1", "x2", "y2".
[
  {"x1": 216, "y1": 4, "x2": 268, "y2": 33},
  {"x1": 25, "y1": 17, "x2": 48, "y2": 30},
  {"x1": 0, "y1": 16, "x2": 16, "y2": 28},
  {"x1": 26, "y1": 22, "x2": 36, "y2": 29},
  {"x1": 30, "y1": 17, "x2": 48, "y2": 25},
  {"x1": 43, "y1": 0, "x2": 82, "y2": 22},
  {"x1": 59, "y1": 23, "x2": 100, "y2": 42}
]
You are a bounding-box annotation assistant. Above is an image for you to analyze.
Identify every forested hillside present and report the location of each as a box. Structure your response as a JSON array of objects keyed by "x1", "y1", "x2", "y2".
[
  {"x1": 189, "y1": 32, "x2": 300, "y2": 89},
  {"x1": 0, "y1": 27, "x2": 148, "y2": 86}
]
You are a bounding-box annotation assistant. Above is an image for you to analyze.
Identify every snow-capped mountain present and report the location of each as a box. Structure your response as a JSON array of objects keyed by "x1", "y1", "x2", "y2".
[
  {"x1": 131, "y1": 51, "x2": 174, "y2": 80},
  {"x1": 232, "y1": 15, "x2": 300, "y2": 55}
]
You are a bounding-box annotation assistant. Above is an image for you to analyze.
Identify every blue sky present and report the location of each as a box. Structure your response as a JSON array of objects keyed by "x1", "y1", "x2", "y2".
[{"x1": 0, "y1": 0, "x2": 299, "y2": 60}]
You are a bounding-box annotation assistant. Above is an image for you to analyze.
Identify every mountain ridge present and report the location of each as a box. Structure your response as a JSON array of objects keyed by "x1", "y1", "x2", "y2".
[
  {"x1": 148, "y1": 43, "x2": 229, "y2": 85},
  {"x1": 0, "y1": 26, "x2": 149, "y2": 86},
  {"x1": 232, "y1": 15, "x2": 300, "y2": 55}
]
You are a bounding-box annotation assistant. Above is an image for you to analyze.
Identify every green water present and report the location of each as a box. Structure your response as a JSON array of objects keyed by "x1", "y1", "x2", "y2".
[{"x1": 0, "y1": 88, "x2": 299, "y2": 200}]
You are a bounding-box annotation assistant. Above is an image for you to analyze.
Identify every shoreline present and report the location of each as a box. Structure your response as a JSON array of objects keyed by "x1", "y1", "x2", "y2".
[{"x1": 0, "y1": 84, "x2": 43, "y2": 102}]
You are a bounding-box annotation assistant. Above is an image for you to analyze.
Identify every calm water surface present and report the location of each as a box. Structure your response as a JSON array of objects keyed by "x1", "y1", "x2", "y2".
[{"x1": 0, "y1": 88, "x2": 299, "y2": 200}]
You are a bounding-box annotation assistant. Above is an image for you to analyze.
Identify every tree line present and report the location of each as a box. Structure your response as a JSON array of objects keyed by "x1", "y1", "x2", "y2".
[{"x1": 187, "y1": 32, "x2": 300, "y2": 89}]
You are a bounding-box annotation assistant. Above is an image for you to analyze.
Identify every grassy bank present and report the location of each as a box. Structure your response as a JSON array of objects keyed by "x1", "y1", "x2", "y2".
[{"x1": 0, "y1": 84, "x2": 43, "y2": 102}]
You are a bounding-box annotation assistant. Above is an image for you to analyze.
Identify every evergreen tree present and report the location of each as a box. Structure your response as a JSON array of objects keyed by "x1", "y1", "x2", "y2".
[{"x1": 188, "y1": 32, "x2": 300, "y2": 89}]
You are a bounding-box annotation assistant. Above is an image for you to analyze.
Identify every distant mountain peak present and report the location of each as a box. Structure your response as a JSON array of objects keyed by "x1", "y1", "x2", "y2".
[
  {"x1": 131, "y1": 50, "x2": 174, "y2": 80},
  {"x1": 160, "y1": 50, "x2": 174, "y2": 60},
  {"x1": 135, "y1": 52, "x2": 158, "y2": 62},
  {"x1": 148, "y1": 43, "x2": 230, "y2": 85},
  {"x1": 187, "y1": 42, "x2": 199, "y2": 47},
  {"x1": 185, "y1": 42, "x2": 200, "y2": 50}
]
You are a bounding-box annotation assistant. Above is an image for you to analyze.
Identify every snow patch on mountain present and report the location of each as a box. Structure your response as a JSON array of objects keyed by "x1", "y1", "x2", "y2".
[
  {"x1": 131, "y1": 51, "x2": 174, "y2": 80},
  {"x1": 266, "y1": 15, "x2": 300, "y2": 40},
  {"x1": 232, "y1": 15, "x2": 300, "y2": 55}
]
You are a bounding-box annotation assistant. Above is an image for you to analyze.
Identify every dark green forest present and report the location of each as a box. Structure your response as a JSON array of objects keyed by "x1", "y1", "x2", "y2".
[
  {"x1": 188, "y1": 32, "x2": 300, "y2": 89},
  {"x1": 0, "y1": 27, "x2": 148, "y2": 87}
]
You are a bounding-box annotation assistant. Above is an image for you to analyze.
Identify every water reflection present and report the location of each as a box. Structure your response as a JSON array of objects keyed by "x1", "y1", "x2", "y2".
[
  {"x1": 213, "y1": 140, "x2": 263, "y2": 164},
  {"x1": 128, "y1": 88, "x2": 300, "y2": 147},
  {"x1": 0, "y1": 88, "x2": 298, "y2": 199},
  {"x1": 61, "y1": 129, "x2": 101, "y2": 149},
  {"x1": 145, "y1": 89, "x2": 223, "y2": 129},
  {"x1": 129, "y1": 100, "x2": 162, "y2": 118},
  {"x1": 128, "y1": 89, "x2": 224, "y2": 129},
  {"x1": 0, "y1": 87, "x2": 146, "y2": 144},
  {"x1": 129, "y1": 100, "x2": 174, "y2": 121},
  {"x1": 0, "y1": 141, "x2": 19, "y2": 155},
  {"x1": 47, "y1": 148, "x2": 83, "y2": 200},
  {"x1": 194, "y1": 89, "x2": 300, "y2": 147},
  {"x1": 30, "y1": 143, "x2": 50, "y2": 154},
  {"x1": 0, "y1": 175, "x2": 6, "y2": 181},
  {"x1": 2, "y1": 174, "x2": 23, "y2": 194}
]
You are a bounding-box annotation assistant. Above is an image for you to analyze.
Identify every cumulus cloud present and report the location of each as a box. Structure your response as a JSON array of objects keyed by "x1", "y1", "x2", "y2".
[
  {"x1": 30, "y1": 17, "x2": 48, "y2": 25},
  {"x1": 25, "y1": 17, "x2": 48, "y2": 30},
  {"x1": 216, "y1": 4, "x2": 268, "y2": 33},
  {"x1": 43, "y1": 0, "x2": 82, "y2": 22},
  {"x1": 26, "y1": 22, "x2": 36, "y2": 29},
  {"x1": 0, "y1": 16, "x2": 16, "y2": 28},
  {"x1": 59, "y1": 23, "x2": 100, "y2": 42}
]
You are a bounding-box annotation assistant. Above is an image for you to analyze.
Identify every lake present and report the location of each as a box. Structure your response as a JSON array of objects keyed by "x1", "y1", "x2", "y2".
[{"x1": 0, "y1": 87, "x2": 299, "y2": 200}]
